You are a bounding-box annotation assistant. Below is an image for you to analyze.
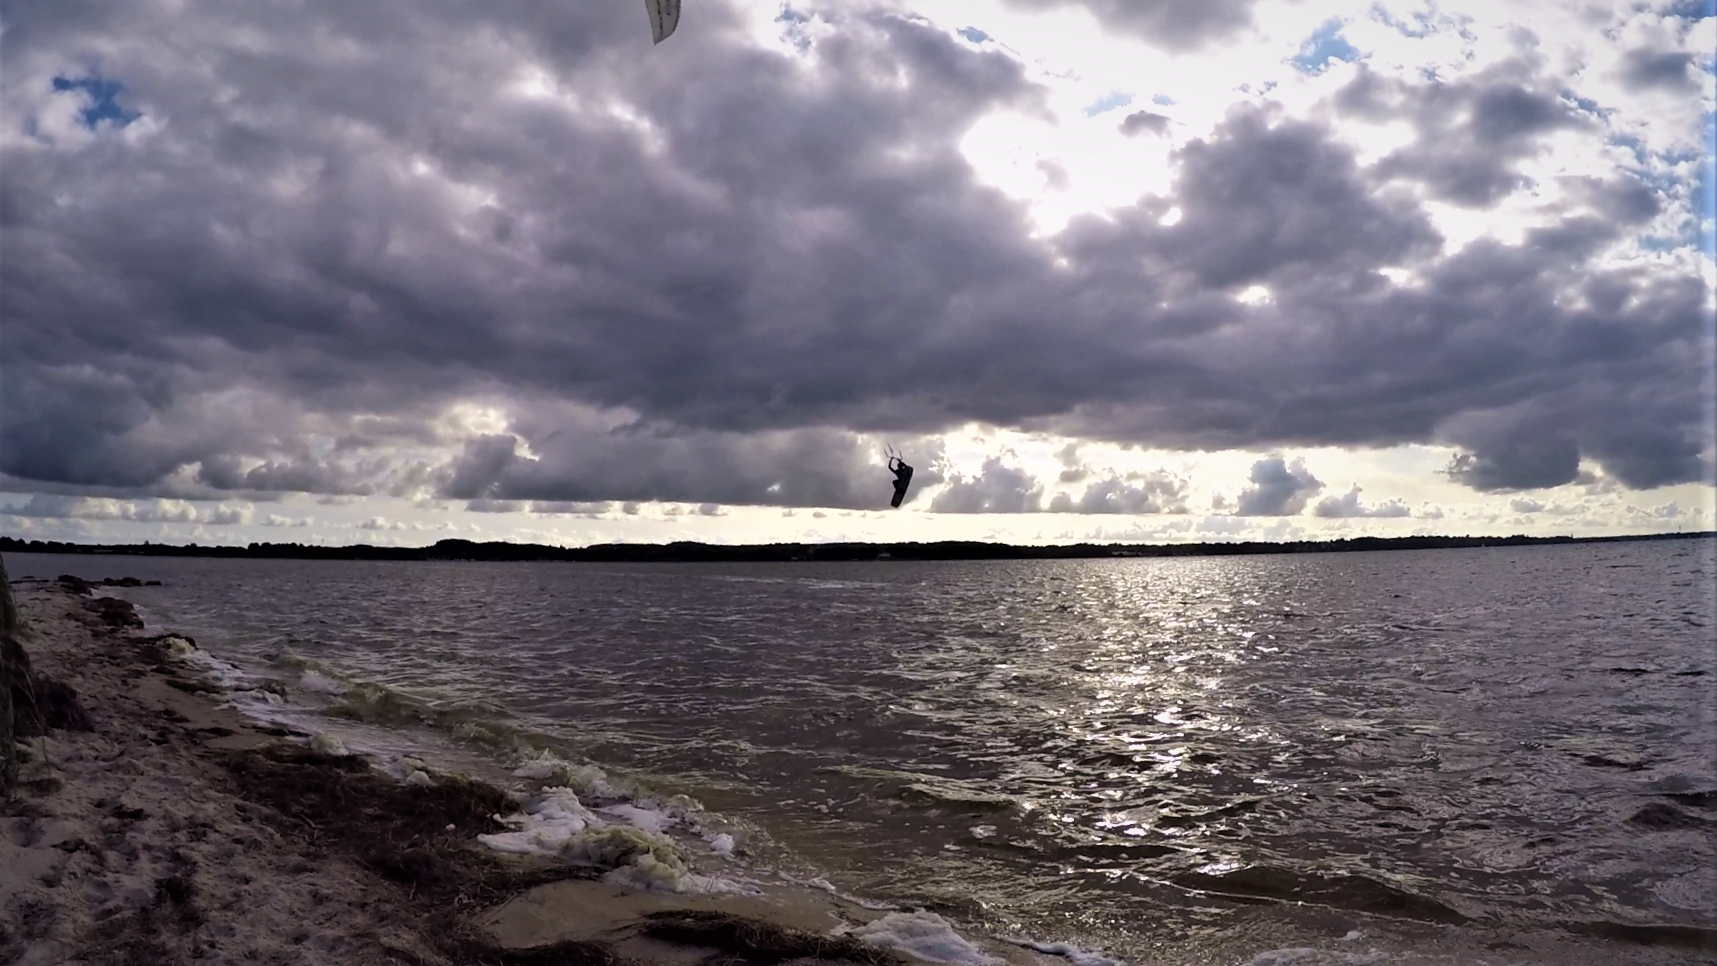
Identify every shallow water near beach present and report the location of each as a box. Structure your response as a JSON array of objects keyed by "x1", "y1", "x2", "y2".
[{"x1": 13, "y1": 539, "x2": 1716, "y2": 964}]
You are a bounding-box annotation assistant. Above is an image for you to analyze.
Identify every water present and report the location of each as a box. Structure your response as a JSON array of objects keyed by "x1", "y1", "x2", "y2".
[{"x1": 11, "y1": 540, "x2": 1716, "y2": 963}]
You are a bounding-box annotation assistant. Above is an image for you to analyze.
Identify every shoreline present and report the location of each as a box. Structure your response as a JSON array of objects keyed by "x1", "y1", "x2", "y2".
[
  {"x1": 0, "y1": 578, "x2": 1063, "y2": 966},
  {"x1": 2, "y1": 530, "x2": 1711, "y2": 565}
]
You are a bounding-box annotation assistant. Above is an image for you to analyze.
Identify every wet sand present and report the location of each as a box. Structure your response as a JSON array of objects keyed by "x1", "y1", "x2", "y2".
[{"x1": 1, "y1": 579, "x2": 1059, "y2": 966}]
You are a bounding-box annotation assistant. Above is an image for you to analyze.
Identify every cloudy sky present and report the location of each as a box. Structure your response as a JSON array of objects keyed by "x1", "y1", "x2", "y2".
[{"x1": 2, "y1": 0, "x2": 1713, "y2": 548}]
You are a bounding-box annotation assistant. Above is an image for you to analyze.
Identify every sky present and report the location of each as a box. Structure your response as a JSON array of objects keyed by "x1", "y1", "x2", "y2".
[{"x1": 1, "y1": 0, "x2": 1714, "y2": 548}]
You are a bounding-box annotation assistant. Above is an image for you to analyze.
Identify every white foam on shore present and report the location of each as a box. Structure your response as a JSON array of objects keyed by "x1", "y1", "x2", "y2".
[
  {"x1": 157, "y1": 634, "x2": 310, "y2": 730},
  {"x1": 516, "y1": 755, "x2": 631, "y2": 800},
  {"x1": 838, "y1": 911, "x2": 999, "y2": 965},
  {"x1": 598, "y1": 802, "x2": 677, "y2": 835},
  {"x1": 479, "y1": 788, "x2": 600, "y2": 855},
  {"x1": 477, "y1": 785, "x2": 755, "y2": 896},
  {"x1": 161, "y1": 636, "x2": 252, "y2": 691},
  {"x1": 510, "y1": 754, "x2": 702, "y2": 828},
  {"x1": 1006, "y1": 938, "x2": 1127, "y2": 966},
  {"x1": 298, "y1": 671, "x2": 347, "y2": 694},
  {"x1": 603, "y1": 859, "x2": 761, "y2": 896}
]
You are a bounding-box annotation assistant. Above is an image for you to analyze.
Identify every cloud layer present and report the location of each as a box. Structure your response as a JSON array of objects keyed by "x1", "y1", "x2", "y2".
[{"x1": 2, "y1": 0, "x2": 1711, "y2": 522}]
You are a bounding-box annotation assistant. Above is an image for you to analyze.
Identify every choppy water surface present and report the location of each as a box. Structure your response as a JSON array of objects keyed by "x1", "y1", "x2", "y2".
[{"x1": 17, "y1": 540, "x2": 1716, "y2": 962}]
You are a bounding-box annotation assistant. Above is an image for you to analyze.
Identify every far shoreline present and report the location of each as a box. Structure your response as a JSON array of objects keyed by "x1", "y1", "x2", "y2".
[{"x1": 2, "y1": 529, "x2": 1712, "y2": 564}]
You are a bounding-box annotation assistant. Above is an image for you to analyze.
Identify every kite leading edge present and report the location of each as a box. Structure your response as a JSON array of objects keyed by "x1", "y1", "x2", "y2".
[{"x1": 645, "y1": 0, "x2": 680, "y2": 43}]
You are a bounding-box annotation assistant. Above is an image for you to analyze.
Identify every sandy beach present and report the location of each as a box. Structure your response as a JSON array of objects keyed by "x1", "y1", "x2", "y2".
[{"x1": 1, "y1": 576, "x2": 1062, "y2": 966}]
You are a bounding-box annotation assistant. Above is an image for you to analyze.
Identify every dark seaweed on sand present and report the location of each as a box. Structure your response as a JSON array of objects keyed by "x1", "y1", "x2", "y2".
[
  {"x1": 220, "y1": 744, "x2": 636, "y2": 965},
  {"x1": 222, "y1": 744, "x2": 529, "y2": 900}
]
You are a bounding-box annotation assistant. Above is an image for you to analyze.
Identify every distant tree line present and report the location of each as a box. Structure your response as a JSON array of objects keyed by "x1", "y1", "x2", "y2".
[{"x1": 0, "y1": 531, "x2": 1709, "y2": 564}]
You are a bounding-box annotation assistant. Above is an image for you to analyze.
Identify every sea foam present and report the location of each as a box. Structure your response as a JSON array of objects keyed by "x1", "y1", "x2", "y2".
[
  {"x1": 477, "y1": 779, "x2": 754, "y2": 896},
  {"x1": 838, "y1": 911, "x2": 999, "y2": 965},
  {"x1": 298, "y1": 670, "x2": 347, "y2": 694}
]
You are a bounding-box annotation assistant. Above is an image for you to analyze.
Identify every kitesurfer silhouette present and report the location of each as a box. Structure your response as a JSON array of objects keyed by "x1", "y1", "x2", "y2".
[{"x1": 887, "y1": 455, "x2": 914, "y2": 509}]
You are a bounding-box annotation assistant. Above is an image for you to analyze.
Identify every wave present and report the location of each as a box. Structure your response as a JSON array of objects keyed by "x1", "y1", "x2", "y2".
[
  {"x1": 820, "y1": 765, "x2": 1026, "y2": 813},
  {"x1": 1171, "y1": 865, "x2": 1468, "y2": 924},
  {"x1": 154, "y1": 632, "x2": 767, "y2": 897}
]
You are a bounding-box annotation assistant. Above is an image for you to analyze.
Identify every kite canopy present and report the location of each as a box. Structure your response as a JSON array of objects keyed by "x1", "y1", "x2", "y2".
[{"x1": 645, "y1": 0, "x2": 680, "y2": 43}]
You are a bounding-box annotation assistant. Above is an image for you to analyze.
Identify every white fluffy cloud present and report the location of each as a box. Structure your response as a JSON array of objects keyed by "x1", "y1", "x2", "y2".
[
  {"x1": 1, "y1": 494, "x2": 253, "y2": 525},
  {"x1": 932, "y1": 457, "x2": 1044, "y2": 513},
  {"x1": 1315, "y1": 485, "x2": 1412, "y2": 518},
  {"x1": 1236, "y1": 456, "x2": 1325, "y2": 516}
]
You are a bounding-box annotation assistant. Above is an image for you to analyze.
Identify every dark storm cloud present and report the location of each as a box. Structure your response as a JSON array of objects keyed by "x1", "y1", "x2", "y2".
[
  {"x1": 1339, "y1": 60, "x2": 1589, "y2": 206},
  {"x1": 997, "y1": 0, "x2": 1258, "y2": 48},
  {"x1": 1571, "y1": 176, "x2": 1662, "y2": 224},
  {"x1": 1039, "y1": 105, "x2": 1706, "y2": 491},
  {"x1": 1154, "y1": 105, "x2": 1442, "y2": 288},
  {"x1": 1, "y1": 0, "x2": 1710, "y2": 513},
  {"x1": 197, "y1": 454, "x2": 384, "y2": 497},
  {"x1": 2, "y1": 2, "x2": 1032, "y2": 505},
  {"x1": 1235, "y1": 456, "x2": 1322, "y2": 516},
  {"x1": 1444, "y1": 433, "x2": 1581, "y2": 491},
  {"x1": 1618, "y1": 48, "x2": 1696, "y2": 91}
]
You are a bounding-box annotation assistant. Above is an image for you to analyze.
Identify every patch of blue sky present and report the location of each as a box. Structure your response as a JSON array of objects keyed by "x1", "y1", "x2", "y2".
[
  {"x1": 1083, "y1": 91, "x2": 1132, "y2": 117},
  {"x1": 958, "y1": 27, "x2": 991, "y2": 43},
  {"x1": 776, "y1": 7, "x2": 814, "y2": 53},
  {"x1": 1664, "y1": 0, "x2": 1713, "y2": 21},
  {"x1": 1611, "y1": 133, "x2": 1649, "y2": 165},
  {"x1": 1634, "y1": 154, "x2": 1699, "y2": 200},
  {"x1": 1632, "y1": 114, "x2": 1714, "y2": 255},
  {"x1": 1152, "y1": 94, "x2": 1173, "y2": 106},
  {"x1": 1563, "y1": 91, "x2": 1607, "y2": 119},
  {"x1": 1639, "y1": 236, "x2": 1686, "y2": 252},
  {"x1": 1291, "y1": 21, "x2": 1359, "y2": 75},
  {"x1": 51, "y1": 76, "x2": 141, "y2": 129}
]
